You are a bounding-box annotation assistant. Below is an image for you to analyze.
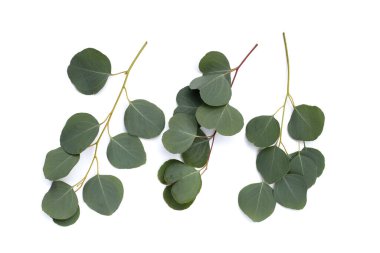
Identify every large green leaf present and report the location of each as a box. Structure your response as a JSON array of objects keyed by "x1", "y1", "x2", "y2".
[
  {"x1": 60, "y1": 113, "x2": 99, "y2": 155},
  {"x1": 43, "y1": 147, "x2": 79, "y2": 180},
  {"x1": 256, "y1": 146, "x2": 290, "y2": 184},
  {"x1": 174, "y1": 86, "x2": 203, "y2": 116},
  {"x1": 238, "y1": 182, "x2": 276, "y2": 222},
  {"x1": 163, "y1": 186, "x2": 193, "y2": 210},
  {"x1": 158, "y1": 159, "x2": 182, "y2": 185},
  {"x1": 163, "y1": 162, "x2": 201, "y2": 204},
  {"x1": 288, "y1": 104, "x2": 325, "y2": 141},
  {"x1": 53, "y1": 206, "x2": 80, "y2": 227},
  {"x1": 42, "y1": 181, "x2": 78, "y2": 220},
  {"x1": 301, "y1": 148, "x2": 325, "y2": 177},
  {"x1": 246, "y1": 116, "x2": 280, "y2": 147},
  {"x1": 162, "y1": 113, "x2": 198, "y2": 153},
  {"x1": 189, "y1": 74, "x2": 231, "y2": 106},
  {"x1": 83, "y1": 175, "x2": 124, "y2": 216},
  {"x1": 107, "y1": 133, "x2": 146, "y2": 169},
  {"x1": 199, "y1": 51, "x2": 231, "y2": 82},
  {"x1": 124, "y1": 99, "x2": 165, "y2": 139},
  {"x1": 67, "y1": 48, "x2": 111, "y2": 95},
  {"x1": 289, "y1": 153, "x2": 318, "y2": 188},
  {"x1": 196, "y1": 104, "x2": 244, "y2": 136},
  {"x1": 274, "y1": 174, "x2": 307, "y2": 210},
  {"x1": 181, "y1": 129, "x2": 210, "y2": 168}
]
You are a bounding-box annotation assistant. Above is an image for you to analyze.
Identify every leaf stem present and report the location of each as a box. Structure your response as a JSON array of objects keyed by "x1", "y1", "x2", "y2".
[
  {"x1": 231, "y1": 43, "x2": 258, "y2": 86},
  {"x1": 73, "y1": 42, "x2": 148, "y2": 191}
]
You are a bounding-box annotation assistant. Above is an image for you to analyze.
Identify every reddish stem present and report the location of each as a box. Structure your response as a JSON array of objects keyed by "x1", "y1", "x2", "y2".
[{"x1": 201, "y1": 44, "x2": 258, "y2": 175}]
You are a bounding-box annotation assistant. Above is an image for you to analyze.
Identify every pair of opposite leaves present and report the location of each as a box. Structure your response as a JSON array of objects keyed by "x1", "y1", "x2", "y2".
[
  {"x1": 42, "y1": 48, "x2": 166, "y2": 225},
  {"x1": 239, "y1": 103, "x2": 325, "y2": 222}
]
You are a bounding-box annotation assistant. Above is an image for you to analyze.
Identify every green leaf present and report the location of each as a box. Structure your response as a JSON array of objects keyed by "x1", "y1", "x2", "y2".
[
  {"x1": 42, "y1": 181, "x2": 78, "y2": 220},
  {"x1": 181, "y1": 129, "x2": 210, "y2": 168},
  {"x1": 60, "y1": 113, "x2": 99, "y2": 155},
  {"x1": 199, "y1": 51, "x2": 231, "y2": 82},
  {"x1": 274, "y1": 174, "x2": 307, "y2": 210},
  {"x1": 107, "y1": 133, "x2": 146, "y2": 169},
  {"x1": 162, "y1": 113, "x2": 198, "y2": 153},
  {"x1": 189, "y1": 74, "x2": 231, "y2": 106},
  {"x1": 238, "y1": 183, "x2": 276, "y2": 222},
  {"x1": 301, "y1": 148, "x2": 325, "y2": 177},
  {"x1": 290, "y1": 154, "x2": 318, "y2": 188},
  {"x1": 43, "y1": 147, "x2": 79, "y2": 180},
  {"x1": 246, "y1": 116, "x2": 280, "y2": 147},
  {"x1": 163, "y1": 186, "x2": 193, "y2": 210},
  {"x1": 83, "y1": 175, "x2": 124, "y2": 216},
  {"x1": 124, "y1": 99, "x2": 165, "y2": 139},
  {"x1": 288, "y1": 104, "x2": 325, "y2": 141},
  {"x1": 158, "y1": 159, "x2": 182, "y2": 185},
  {"x1": 196, "y1": 104, "x2": 244, "y2": 136},
  {"x1": 53, "y1": 206, "x2": 80, "y2": 227},
  {"x1": 173, "y1": 86, "x2": 203, "y2": 116},
  {"x1": 67, "y1": 48, "x2": 111, "y2": 95},
  {"x1": 163, "y1": 162, "x2": 202, "y2": 204},
  {"x1": 256, "y1": 146, "x2": 290, "y2": 184}
]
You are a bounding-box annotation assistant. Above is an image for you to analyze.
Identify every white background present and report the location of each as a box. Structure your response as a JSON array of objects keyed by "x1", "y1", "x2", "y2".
[{"x1": 1, "y1": 0, "x2": 379, "y2": 252}]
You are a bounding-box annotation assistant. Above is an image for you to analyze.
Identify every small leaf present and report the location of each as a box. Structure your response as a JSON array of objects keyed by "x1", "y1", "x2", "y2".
[
  {"x1": 158, "y1": 159, "x2": 182, "y2": 185},
  {"x1": 83, "y1": 175, "x2": 124, "y2": 216},
  {"x1": 124, "y1": 99, "x2": 165, "y2": 139},
  {"x1": 53, "y1": 206, "x2": 80, "y2": 227},
  {"x1": 256, "y1": 146, "x2": 290, "y2": 184},
  {"x1": 162, "y1": 113, "x2": 198, "y2": 154},
  {"x1": 43, "y1": 147, "x2": 79, "y2": 180},
  {"x1": 181, "y1": 129, "x2": 210, "y2": 168},
  {"x1": 107, "y1": 133, "x2": 146, "y2": 169},
  {"x1": 288, "y1": 104, "x2": 325, "y2": 141},
  {"x1": 238, "y1": 182, "x2": 276, "y2": 222},
  {"x1": 163, "y1": 162, "x2": 202, "y2": 204},
  {"x1": 289, "y1": 153, "x2": 318, "y2": 188},
  {"x1": 199, "y1": 51, "x2": 231, "y2": 82},
  {"x1": 274, "y1": 174, "x2": 307, "y2": 210},
  {"x1": 60, "y1": 113, "x2": 99, "y2": 155},
  {"x1": 174, "y1": 86, "x2": 203, "y2": 116},
  {"x1": 189, "y1": 74, "x2": 231, "y2": 106},
  {"x1": 163, "y1": 186, "x2": 193, "y2": 210},
  {"x1": 42, "y1": 181, "x2": 78, "y2": 220},
  {"x1": 246, "y1": 116, "x2": 280, "y2": 147},
  {"x1": 67, "y1": 48, "x2": 111, "y2": 95},
  {"x1": 301, "y1": 148, "x2": 325, "y2": 177},
  {"x1": 196, "y1": 104, "x2": 244, "y2": 136}
]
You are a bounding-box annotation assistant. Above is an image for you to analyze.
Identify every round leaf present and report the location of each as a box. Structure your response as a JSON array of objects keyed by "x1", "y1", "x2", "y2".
[
  {"x1": 53, "y1": 206, "x2": 80, "y2": 227},
  {"x1": 189, "y1": 74, "x2": 231, "y2": 106},
  {"x1": 163, "y1": 186, "x2": 193, "y2": 210},
  {"x1": 42, "y1": 181, "x2": 78, "y2": 220},
  {"x1": 162, "y1": 113, "x2": 198, "y2": 154},
  {"x1": 60, "y1": 113, "x2": 99, "y2": 155},
  {"x1": 290, "y1": 154, "x2": 318, "y2": 188},
  {"x1": 256, "y1": 146, "x2": 290, "y2": 184},
  {"x1": 43, "y1": 147, "x2": 79, "y2": 180},
  {"x1": 83, "y1": 175, "x2": 124, "y2": 216},
  {"x1": 181, "y1": 129, "x2": 210, "y2": 168},
  {"x1": 199, "y1": 51, "x2": 231, "y2": 82},
  {"x1": 67, "y1": 48, "x2": 111, "y2": 95},
  {"x1": 246, "y1": 116, "x2": 280, "y2": 147},
  {"x1": 124, "y1": 99, "x2": 165, "y2": 139},
  {"x1": 158, "y1": 159, "x2": 182, "y2": 185},
  {"x1": 288, "y1": 104, "x2": 325, "y2": 141},
  {"x1": 301, "y1": 148, "x2": 325, "y2": 177},
  {"x1": 196, "y1": 104, "x2": 244, "y2": 136},
  {"x1": 274, "y1": 174, "x2": 307, "y2": 210},
  {"x1": 238, "y1": 183, "x2": 276, "y2": 222},
  {"x1": 107, "y1": 133, "x2": 146, "y2": 169},
  {"x1": 174, "y1": 86, "x2": 203, "y2": 116}
]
